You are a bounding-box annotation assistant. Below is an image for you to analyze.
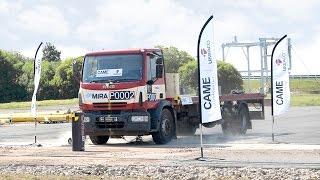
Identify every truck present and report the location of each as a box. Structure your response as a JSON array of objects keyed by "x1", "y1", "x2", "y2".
[{"x1": 79, "y1": 48, "x2": 265, "y2": 145}]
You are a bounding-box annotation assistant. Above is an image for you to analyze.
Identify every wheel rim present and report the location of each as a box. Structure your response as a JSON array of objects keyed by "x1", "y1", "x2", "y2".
[{"x1": 161, "y1": 117, "x2": 172, "y2": 137}]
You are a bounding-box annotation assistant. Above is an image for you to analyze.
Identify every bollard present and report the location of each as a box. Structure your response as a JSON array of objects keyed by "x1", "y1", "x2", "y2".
[{"x1": 72, "y1": 112, "x2": 85, "y2": 151}]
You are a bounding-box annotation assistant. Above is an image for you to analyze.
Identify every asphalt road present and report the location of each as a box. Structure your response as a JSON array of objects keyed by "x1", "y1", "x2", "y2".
[
  {"x1": 0, "y1": 106, "x2": 319, "y2": 146},
  {"x1": 0, "y1": 106, "x2": 320, "y2": 169}
]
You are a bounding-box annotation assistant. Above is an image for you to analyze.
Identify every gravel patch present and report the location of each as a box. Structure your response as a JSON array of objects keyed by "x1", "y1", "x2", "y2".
[{"x1": 0, "y1": 164, "x2": 319, "y2": 179}]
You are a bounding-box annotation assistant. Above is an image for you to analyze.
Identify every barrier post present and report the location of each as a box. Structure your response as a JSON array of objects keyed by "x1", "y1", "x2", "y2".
[{"x1": 72, "y1": 112, "x2": 85, "y2": 151}]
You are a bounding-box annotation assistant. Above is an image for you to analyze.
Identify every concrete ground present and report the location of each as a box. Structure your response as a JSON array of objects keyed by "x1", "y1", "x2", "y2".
[{"x1": 0, "y1": 106, "x2": 319, "y2": 168}]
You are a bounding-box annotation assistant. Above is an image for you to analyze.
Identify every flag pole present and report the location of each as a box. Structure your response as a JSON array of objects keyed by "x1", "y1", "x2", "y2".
[
  {"x1": 33, "y1": 42, "x2": 43, "y2": 146},
  {"x1": 270, "y1": 35, "x2": 287, "y2": 142},
  {"x1": 33, "y1": 116, "x2": 36, "y2": 144},
  {"x1": 200, "y1": 123, "x2": 203, "y2": 158},
  {"x1": 197, "y1": 16, "x2": 213, "y2": 160},
  {"x1": 196, "y1": 15, "x2": 222, "y2": 161},
  {"x1": 272, "y1": 115, "x2": 275, "y2": 142}
]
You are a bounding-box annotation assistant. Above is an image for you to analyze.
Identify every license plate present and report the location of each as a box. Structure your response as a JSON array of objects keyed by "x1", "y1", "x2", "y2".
[{"x1": 99, "y1": 116, "x2": 118, "y2": 122}]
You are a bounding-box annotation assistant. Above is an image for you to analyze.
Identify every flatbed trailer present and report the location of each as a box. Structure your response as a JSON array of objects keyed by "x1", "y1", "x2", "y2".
[{"x1": 172, "y1": 93, "x2": 264, "y2": 136}]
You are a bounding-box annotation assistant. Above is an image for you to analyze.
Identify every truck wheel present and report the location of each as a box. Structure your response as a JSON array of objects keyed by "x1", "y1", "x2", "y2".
[
  {"x1": 221, "y1": 107, "x2": 249, "y2": 136},
  {"x1": 221, "y1": 121, "x2": 234, "y2": 136},
  {"x1": 177, "y1": 121, "x2": 197, "y2": 136},
  {"x1": 238, "y1": 107, "x2": 249, "y2": 135},
  {"x1": 89, "y1": 135, "x2": 109, "y2": 145},
  {"x1": 152, "y1": 109, "x2": 175, "y2": 144}
]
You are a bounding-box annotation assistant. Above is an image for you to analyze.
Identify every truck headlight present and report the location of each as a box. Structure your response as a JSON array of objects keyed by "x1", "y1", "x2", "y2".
[
  {"x1": 131, "y1": 116, "x2": 148, "y2": 123},
  {"x1": 83, "y1": 116, "x2": 90, "y2": 122}
]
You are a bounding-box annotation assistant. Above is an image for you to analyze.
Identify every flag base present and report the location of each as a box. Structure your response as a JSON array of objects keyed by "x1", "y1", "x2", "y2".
[
  {"x1": 195, "y1": 157, "x2": 225, "y2": 162},
  {"x1": 270, "y1": 141, "x2": 281, "y2": 144},
  {"x1": 196, "y1": 157, "x2": 210, "y2": 161},
  {"x1": 29, "y1": 143, "x2": 42, "y2": 147},
  {"x1": 272, "y1": 133, "x2": 274, "y2": 142}
]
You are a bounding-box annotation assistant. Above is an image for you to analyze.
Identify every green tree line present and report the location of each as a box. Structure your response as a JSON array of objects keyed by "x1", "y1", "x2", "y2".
[
  {"x1": 160, "y1": 46, "x2": 243, "y2": 94},
  {"x1": 0, "y1": 43, "x2": 82, "y2": 103},
  {"x1": 0, "y1": 44, "x2": 242, "y2": 103}
]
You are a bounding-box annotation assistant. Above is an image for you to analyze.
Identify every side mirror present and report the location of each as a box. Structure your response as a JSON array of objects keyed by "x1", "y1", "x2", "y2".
[
  {"x1": 156, "y1": 57, "x2": 163, "y2": 64},
  {"x1": 156, "y1": 64, "x2": 163, "y2": 78},
  {"x1": 147, "y1": 53, "x2": 155, "y2": 58},
  {"x1": 146, "y1": 80, "x2": 154, "y2": 85}
]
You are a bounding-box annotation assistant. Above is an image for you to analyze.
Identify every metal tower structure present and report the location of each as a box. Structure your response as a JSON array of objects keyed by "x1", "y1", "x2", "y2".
[{"x1": 221, "y1": 36, "x2": 292, "y2": 94}]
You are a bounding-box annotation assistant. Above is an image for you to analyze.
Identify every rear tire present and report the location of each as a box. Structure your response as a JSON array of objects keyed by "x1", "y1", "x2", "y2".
[
  {"x1": 221, "y1": 106, "x2": 249, "y2": 136},
  {"x1": 152, "y1": 109, "x2": 175, "y2": 144},
  {"x1": 89, "y1": 135, "x2": 109, "y2": 145},
  {"x1": 238, "y1": 107, "x2": 249, "y2": 135},
  {"x1": 221, "y1": 121, "x2": 233, "y2": 135}
]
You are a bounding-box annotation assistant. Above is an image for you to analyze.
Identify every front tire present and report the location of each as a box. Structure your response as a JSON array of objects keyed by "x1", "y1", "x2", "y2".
[
  {"x1": 152, "y1": 109, "x2": 175, "y2": 144},
  {"x1": 89, "y1": 135, "x2": 109, "y2": 145}
]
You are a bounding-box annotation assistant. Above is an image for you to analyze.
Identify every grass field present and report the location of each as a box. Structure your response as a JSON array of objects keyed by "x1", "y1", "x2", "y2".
[
  {"x1": 243, "y1": 78, "x2": 320, "y2": 106},
  {"x1": 0, "y1": 98, "x2": 78, "y2": 109},
  {"x1": 0, "y1": 79, "x2": 319, "y2": 109},
  {"x1": 243, "y1": 78, "x2": 320, "y2": 93},
  {"x1": 290, "y1": 93, "x2": 320, "y2": 106}
]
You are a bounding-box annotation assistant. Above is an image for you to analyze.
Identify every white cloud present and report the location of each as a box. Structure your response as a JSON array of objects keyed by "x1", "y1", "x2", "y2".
[
  {"x1": 222, "y1": 0, "x2": 319, "y2": 21},
  {"x1": 0, "y1": 0, "x2": 22, "y2": 14},
  {"x1": 57, "y1": 45, "x2": 87, "y2": 59},
  {"x1": 66, "y1": 7, "x2": 78, "y2": 15},
  {"x1": 76, "y1": 0, "x2": 203, "y2": 55},
  {"x1": 75, "y1": 1, "x2": 263, "y2": 57},
  {"x1": 0, "y1": 1, "x2": 8, "y2": 12},
  {"x1": 17, "y1": 5, "x2": 69, "y2": 37},
  {"x1": 1, "y1": 0, "x2": 320, "y2": 75},
  {"x1": 292, "y1": 34, "x2": 320, "y2": 74},
  {"x1": 260, "y1": 0, "x2": 319, "y2": 21},
  {"x1": 213, "y1": 12, "x2": 263, "y2": 72},
  {"x1": 20, "y1": 47, "x2": 37, "y2": 59},
  {"x1": 6, "y1": 31, "x2": 20, "y2": 41},
  {"x1": 20, "y1": 45, "x2": 87, "y2": 60},
  {"x1": 215, "y1": 12, "x2": 261, "y2": 43}
]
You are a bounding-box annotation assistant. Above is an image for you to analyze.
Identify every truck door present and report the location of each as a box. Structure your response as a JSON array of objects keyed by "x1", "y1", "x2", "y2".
[{"x1": 146, "y1": 52, "x2": 165, "y2": 101}]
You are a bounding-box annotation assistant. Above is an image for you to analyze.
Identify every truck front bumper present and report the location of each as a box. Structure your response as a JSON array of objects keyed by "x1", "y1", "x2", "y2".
[{"x1": 83, "y1": 111, "x2": 152, "y2": 136}]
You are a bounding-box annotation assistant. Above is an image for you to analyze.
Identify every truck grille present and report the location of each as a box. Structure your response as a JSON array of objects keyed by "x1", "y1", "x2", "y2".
[
  {"x1": 93, "y1": 102, "x2": 127, "y2": 108},
  {"x1": 96, "y1": 121, "x2": 125, "y2": 128}
]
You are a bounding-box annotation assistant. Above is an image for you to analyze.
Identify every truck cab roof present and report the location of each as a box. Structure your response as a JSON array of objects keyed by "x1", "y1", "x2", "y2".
[{"x1": 85, "y1": 48, "x2": 161, "y2": 56}]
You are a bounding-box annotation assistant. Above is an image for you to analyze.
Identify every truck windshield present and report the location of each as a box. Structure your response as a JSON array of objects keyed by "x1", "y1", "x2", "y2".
[{"x1": 82, "y1": 54, "x2": 143, "y2": 83}]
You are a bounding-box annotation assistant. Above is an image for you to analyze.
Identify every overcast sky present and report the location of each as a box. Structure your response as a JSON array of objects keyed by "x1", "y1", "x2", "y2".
[{"x1": 1, "y1": 0, "x2": 320, "y2": 75}]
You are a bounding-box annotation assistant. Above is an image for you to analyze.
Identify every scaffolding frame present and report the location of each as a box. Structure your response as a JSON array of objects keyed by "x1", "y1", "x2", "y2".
[{"x1": 221, "y1": 36, "x2": 292, "y2": 94}]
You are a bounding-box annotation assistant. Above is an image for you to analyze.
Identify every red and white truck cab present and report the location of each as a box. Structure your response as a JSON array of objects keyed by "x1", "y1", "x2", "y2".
[{"x1": 79, "y1": 48, "x2": 178, "y2": 144}]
